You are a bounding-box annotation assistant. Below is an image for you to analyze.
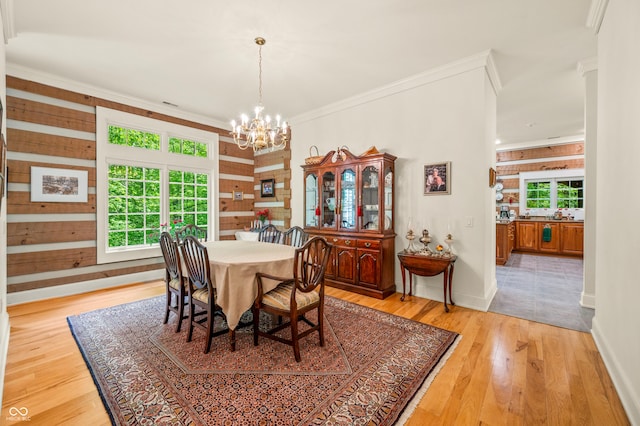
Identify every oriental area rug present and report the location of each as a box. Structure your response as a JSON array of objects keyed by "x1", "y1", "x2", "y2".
[{"x1": 67, "y1": 295, "x2": 459, "y2": 425}]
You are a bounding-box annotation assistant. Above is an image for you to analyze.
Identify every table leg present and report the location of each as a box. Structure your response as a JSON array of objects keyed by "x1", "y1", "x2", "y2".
[
  {"x1": 400, "y1": 265, "x2": 407, "y2": 301},
  {"x1": 409, "y1": 272, "x2": 413, "y2": 298},
  {"x1": 442, "y1": 267, "x2": 450, "y2": 312},
  {"x1": 448, "y1": 263, "x2": 455, "y2": 307}
]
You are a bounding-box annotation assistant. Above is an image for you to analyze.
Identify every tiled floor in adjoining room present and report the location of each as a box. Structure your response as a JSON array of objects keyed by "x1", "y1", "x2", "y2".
[{"x1": 489, "y1": 253, "x2": 594, "y2": 333}]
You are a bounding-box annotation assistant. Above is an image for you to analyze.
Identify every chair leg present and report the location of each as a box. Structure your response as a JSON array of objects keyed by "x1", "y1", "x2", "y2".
[
  {"x1": 187, "y1": 302, "x2": 194, "y2": 342},
  {"x1": 175, "y1": 294, "x2": 184, "y2": 333},
  {"x1": 204, "y1": 305, "x2": 213, "y2": 354},
  {"x1": 318, "y1": 307, "x2": 325, "y2": 347},
  {"x1": 252, "y1": 306, "x2": 260, "y2": 346},
  {"x1": 291, "y1": 314, "x2": 301, "y2": 362},
  {"x1": 163, "y1": 292, "x2": 171, "y2": 324}
]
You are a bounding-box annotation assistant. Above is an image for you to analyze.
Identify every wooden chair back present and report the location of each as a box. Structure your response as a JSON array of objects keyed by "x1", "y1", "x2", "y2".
[
  {"x1": 282, "y1": 226, "x2": 309, "y2": 247},
  {"x1": 258, "y1": 224, "x2": 282, "y2": 244},
  {"x1": 180, "y1": 235, "x2": 212, "y2": 292},
  {"x1": 175, "y1": 224, "x2": 207, "y2": 244}
]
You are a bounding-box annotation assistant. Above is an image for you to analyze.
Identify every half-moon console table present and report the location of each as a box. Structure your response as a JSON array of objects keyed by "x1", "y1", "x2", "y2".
[{"x1": 396, "y1": 252, "x2": 457, "y2": 312}]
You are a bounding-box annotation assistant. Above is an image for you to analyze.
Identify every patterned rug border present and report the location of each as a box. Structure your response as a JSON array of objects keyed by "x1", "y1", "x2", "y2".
[{"x1": 68, "y1": 295, "x2": 459, "y2": 425}]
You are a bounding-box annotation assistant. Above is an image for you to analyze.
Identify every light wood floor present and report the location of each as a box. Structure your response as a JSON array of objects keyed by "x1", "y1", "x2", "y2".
[{"x1": 2, "y1": 281, "x2": 630, "y2": 425}]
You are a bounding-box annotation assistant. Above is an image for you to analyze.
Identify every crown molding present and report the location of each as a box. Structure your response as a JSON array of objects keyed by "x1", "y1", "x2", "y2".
[
  {"x1": 577, "y1": 57, "x2": 598, "y2": 77},
  {"x1": 0, "y1": 0, "x2": 16, "y2": 43},
  {"x1": 586, "y1": 0, "x2": 609, "y2": 34},
  {"x1": 6, "y1": 63, "x2": 230, "y2": 130},
  {"x1": 291, "y1": 50, "x2": 502, "y2": 125}
]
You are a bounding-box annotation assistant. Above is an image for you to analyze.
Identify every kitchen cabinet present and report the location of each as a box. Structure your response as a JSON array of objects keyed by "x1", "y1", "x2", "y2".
[
  {"x1": 513, "y1": 220, "x2": 583, "y2": 257},
  {"x1": 496, "y1": 222, "x2": 515, "y2": 265},
  {"x1": 302, "y1": 148, "x2": 396, "y2": 299},
  {"x1": 516, "y1": 221, "x2": 538, "y2": 251},
  {"x1": 560, "y1": 222, "x2": 584, "y2": 255},
  {"x1": 539, "y1": 223, "x2": 561, "y2": 253}
]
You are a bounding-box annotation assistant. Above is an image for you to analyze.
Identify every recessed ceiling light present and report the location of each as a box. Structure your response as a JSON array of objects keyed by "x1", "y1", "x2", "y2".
[{"x1": 495, "y1": 139, "x2": 501, "y2": 144}]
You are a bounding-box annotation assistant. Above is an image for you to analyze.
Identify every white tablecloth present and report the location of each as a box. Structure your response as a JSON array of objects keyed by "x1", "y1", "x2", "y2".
[
  {"x1": 234, "y1": 231, "x2": 259, "y2": 241},
  {"x1": 198, "y1": 240, "x2": 295, "y2": 329}
]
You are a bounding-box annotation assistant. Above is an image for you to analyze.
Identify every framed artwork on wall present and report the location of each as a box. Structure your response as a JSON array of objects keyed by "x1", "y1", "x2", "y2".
[
  {"x1": 233, "y1": 190, "x2": 244, "y2": 201},
  {"x1": 260, "y1": 178, "x2": 275, "y2": 198},
  {"x1": 424, "y1": 162, "x2": 451, "y2": 195},
  {"x1": 31, "y1": 166, "x2": 89, "y2": 203}
]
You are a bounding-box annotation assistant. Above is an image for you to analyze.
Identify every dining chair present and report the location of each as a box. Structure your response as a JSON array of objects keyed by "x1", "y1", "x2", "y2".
[
  {"x1": 159, "y1": 231, "x2": 188, "y2": 332},
  {"x1": 180, "y1": 235, "x2": 232, "y2": 353},
  {"x1": 282, "y1": 226, "x2": 309, "y2": 247},
  {"x1": 258, "y1": 224, "x2": 282, "y2": 244},
  {"x1": 175, "y1": 223, "x2": 207, "y2": 244},
  {"x1": 252, "y1": 236, "x2": 332, "y2": 362}
]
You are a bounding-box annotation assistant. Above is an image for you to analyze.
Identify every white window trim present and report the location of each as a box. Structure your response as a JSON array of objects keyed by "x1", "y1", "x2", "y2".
[
  {"x1": 519, "y1": 169, "x2": 585, "y2": 215},
  {"x1": 96, "y1": 107, "x2": 219, "y2": 264}
]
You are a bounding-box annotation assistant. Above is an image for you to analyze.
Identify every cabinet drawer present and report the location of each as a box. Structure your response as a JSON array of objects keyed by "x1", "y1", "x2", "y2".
[
  {"x1": 356, "y1": 239, "x2": 380, "y2": 250},
  {"x1": 326, "y1": 237, "x2": 356, "y2": 247}
]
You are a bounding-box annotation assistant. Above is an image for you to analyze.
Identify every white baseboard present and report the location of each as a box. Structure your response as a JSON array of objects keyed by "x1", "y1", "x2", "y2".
[
  {"x1": 6, "y1": 270, "x2": 164, "y2": 306},
  {"x1": 0, "y1": 312, "x2": 10, "y2": 409},
  {"x1": 580, "y1": 291, "x2": 596, "y2": 309},
  {"x1": 591, "y1": 316, "x2": 640, "y2": 425}
]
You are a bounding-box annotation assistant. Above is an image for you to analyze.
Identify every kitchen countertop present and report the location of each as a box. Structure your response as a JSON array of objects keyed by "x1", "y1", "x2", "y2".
[{"x1": 497, "y1": 217, "x2": 584, "y2": 223}]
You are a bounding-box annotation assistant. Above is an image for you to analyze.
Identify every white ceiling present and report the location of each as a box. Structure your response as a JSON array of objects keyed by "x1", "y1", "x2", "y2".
[{"x1": 4, "y1": 0, "x2": 597, "y2": 145}]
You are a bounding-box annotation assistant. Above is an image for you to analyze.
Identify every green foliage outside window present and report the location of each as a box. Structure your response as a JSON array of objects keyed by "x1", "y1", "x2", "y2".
[
  {"x1": 557, "y1": 180, "x2": 583, "y2": 208},
  {"x1": 526, "y1": 181, "x2": 551, "y2": 208},
  {"x1": 108, "y1": 164, "x2": 161, "y2": 248},
  {"x1": 108, "y1": 125, "x2": 160, "y2": 150},
  {"x1": 169, "y1": 137, "x2": 208, "y2": 158}
]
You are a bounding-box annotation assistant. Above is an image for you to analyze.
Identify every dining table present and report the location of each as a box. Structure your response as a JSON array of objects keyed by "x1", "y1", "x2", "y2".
[{"x1": 192, "y1": 240, "x2": 296, "y2": 330}]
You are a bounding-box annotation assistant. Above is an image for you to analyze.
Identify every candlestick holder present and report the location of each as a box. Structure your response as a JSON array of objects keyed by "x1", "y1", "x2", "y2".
[
  {"x1": 419, "y1": 229, "x2": 432, "y2": 253},
  {"x1": 404, "y1": 229, "x2": 420, "y2": 253}
]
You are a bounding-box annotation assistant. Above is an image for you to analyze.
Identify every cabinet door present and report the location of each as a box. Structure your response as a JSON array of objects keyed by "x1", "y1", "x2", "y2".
[
  {"x1": 321, "y1": 171, "x2": 336, "y2": 229},
  {"x1": 516, "y1": 222, "x2": 538, "y2": 251},
  {"x1": 338, "y1": 167, "x2": 357, "y2": 231},
  {"x1": 335, "y1": 243, "x2": 357, "y2": 284},
  {"x1": 360, "y1": 164, "x2": 381, "y2": 231},
  {"x1": 539, "y1": 223, "x2": 560, "y2": 253},
  {"x1": 357, "y1": 249, "x2": 380, "y2": 288},
  {"x1": 496, "y1": 224, "x2": 507, "y2": 264},
  {"x1": 304, "y1": 172, "x2": 319, "y2": 228},
  {"x1": 560, "y1": 223, "x2": 584, "y2": 255}
]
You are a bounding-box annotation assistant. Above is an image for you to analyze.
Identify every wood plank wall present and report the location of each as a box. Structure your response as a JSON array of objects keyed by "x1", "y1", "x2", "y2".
[
  {"x1": 495, "y1": 142, "x2": 584, "y2": 216},
  {"x1": 5, "y1": 76, "x2": 291, "y2": 297}
]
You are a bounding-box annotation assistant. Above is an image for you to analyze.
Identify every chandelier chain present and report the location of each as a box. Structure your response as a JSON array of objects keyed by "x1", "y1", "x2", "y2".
[
  {"x1": 230, "y1": 36, "x2": 290, "y2": 152},
  {"x1": 258, "y1": 44, "x2": 263, "y2": 106}
]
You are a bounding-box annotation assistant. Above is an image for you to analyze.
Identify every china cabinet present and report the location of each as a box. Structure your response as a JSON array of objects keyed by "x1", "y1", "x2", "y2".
[{"x1": 302, "y1": 148, "x2": 396, "y2": 299}]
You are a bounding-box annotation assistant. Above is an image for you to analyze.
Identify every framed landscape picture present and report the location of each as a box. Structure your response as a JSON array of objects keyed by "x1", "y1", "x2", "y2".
[
  {"x1": 424, "y1": 162, "x2": 451, "y2": 195},
  {"x1": 31, "y1": 166, "x2": 88, "y2": 202}
]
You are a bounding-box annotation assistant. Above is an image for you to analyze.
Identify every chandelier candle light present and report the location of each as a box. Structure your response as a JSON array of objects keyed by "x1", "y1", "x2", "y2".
[{"x1": 231, "y1": 37, "x2": 290, "y2": 152}]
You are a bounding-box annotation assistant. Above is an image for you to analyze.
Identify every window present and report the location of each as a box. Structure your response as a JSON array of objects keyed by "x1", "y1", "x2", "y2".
[
  {"x1": 96, "y1": 107, "x2": 218, "y2": 263},
  {"x1": 519, "y1": 170, "x2": 584, "y2": 213}
]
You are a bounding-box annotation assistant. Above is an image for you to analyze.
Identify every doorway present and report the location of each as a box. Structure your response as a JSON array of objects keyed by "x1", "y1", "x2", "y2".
[{"x1": 489, "y1": 253, "x2": 594, "y2": 332}]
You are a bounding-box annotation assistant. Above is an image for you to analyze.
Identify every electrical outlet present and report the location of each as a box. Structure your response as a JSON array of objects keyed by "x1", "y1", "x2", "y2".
[{"x1": 465, "y1": 216, "x2": 473, "y2": 227}]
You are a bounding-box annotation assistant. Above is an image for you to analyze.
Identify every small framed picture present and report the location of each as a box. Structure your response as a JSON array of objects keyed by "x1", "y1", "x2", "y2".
[
  {"x1": 260, "y1": 178, "x2": 275, "y2": 198},
  {"x1": 233, "y1": 190, "x2": 244, "y2": 201},
  {"x1": 31, "y1": 166, "x2": 89, "y2": 202},
  {"x1": 424, "y1": 162, "x2": 451, "y2": 195}
]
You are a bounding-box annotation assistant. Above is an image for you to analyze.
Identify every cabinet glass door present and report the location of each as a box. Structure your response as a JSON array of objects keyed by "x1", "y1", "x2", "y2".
[
  {"x1": 339, "y1": 168, "x2": 356, "y2": 230},
  {"x1": 361, "y1": 165, "x2": 380, "y2": 230},
  {"x1": 304, "y1": 173, "x2": 318, "y2": 227},
  {"x1": 383, "y1": 167, "x2": 393, "y2": 231},
  {"x1": 321, "y1": 172, "x2": 336, "y2": 228}
]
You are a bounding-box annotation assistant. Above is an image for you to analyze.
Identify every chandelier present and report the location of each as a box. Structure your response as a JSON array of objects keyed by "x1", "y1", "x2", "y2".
[{"x1": 230, "y1": 37, "x2": 290, "y2": 152}]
